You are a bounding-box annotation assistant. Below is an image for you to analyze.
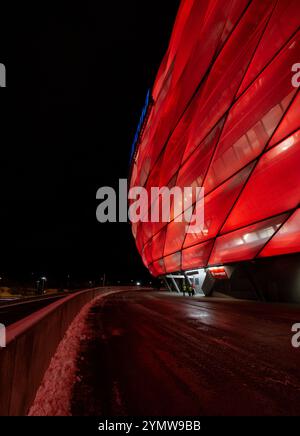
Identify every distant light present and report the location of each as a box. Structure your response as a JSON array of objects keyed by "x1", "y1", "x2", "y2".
[
  {"x1": 208, "y1": 266, "x2": 228, "y2": 279},
  {"x1": 136, "y1": 282, "x2": 141, "y2": 286},
  {"x1": 41, "y1": 277, "x2": 47, "y2": 281}
]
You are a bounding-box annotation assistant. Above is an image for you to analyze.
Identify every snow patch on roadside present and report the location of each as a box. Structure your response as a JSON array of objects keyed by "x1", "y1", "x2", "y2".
[{"x1": 28, "y1": 291, "x2": 115, "y2": 416}]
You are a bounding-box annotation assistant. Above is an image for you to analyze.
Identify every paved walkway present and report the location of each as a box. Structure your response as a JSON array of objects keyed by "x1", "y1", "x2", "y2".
[{"x1": 70, "y1": 290, "x2": 300, "y2": 415}]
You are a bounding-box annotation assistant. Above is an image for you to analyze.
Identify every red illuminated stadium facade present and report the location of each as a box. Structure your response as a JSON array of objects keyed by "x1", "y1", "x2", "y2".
[{"x1": 130, "y1": 0, "x2": 300, "y2": 300}]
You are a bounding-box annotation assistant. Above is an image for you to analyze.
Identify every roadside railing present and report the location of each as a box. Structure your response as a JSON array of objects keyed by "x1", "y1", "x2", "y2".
[{"x1": 0, "y1": 287, "x2": 108, "y2": 416}]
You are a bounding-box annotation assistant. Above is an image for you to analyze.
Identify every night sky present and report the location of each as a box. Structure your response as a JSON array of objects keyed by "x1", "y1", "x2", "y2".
[{"x1": 0, "y1": 1, "x2": 180, "y2": 285}]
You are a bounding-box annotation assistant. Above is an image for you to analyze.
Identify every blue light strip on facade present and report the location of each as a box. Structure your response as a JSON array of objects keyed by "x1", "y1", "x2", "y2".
[{"x1": 129, "y1": 89, "x2": 151, "y2": 164}]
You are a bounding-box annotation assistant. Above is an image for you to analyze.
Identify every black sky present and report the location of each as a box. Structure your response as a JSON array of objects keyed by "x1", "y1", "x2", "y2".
[{"x1": 0, "y1": 1, "x2": 180, "y2": 283}]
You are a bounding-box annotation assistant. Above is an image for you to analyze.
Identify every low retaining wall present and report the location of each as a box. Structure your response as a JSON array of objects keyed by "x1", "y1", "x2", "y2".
[{"x1": 0, "y1": 287, "x2": 108, "y2": 416}]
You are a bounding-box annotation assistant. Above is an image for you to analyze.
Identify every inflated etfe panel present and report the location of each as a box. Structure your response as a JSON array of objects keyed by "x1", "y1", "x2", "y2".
[{"x1": 130, "y1": 0, "x2": 300, "y2": 276}]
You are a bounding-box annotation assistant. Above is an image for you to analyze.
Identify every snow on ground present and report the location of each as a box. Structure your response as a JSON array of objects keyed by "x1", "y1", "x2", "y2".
[{"x1": 28, "y1": 290, "x2": 116, "y2": 416}]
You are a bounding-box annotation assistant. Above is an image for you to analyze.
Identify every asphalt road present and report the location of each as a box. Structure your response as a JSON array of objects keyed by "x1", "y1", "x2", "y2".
[
  {"x1": 71, "y1": 291, "x2": 300, "y2": 416},
  {"x1": 0, "y1": 294, "x2": 66, "y2": 326}
]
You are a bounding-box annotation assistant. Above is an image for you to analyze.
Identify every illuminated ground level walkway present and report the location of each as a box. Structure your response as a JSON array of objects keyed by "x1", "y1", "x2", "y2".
[{"x1": 63, "y1": 290, "x2": 300, "y2": 415}]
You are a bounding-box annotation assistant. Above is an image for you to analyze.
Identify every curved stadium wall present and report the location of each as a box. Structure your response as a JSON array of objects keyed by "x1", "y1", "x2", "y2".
[{"x1": 129, "y1": 0, "x2": 300, "y2": 288}]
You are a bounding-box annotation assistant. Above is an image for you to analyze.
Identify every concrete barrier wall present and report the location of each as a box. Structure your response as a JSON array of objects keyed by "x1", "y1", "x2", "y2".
[{"x1": 0, "y1": 287, "x2": 106, "y2": 416}]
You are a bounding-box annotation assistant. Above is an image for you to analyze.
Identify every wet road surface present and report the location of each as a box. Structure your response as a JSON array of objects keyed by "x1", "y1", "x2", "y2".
[{"x1": 71, "y1": 291, "x2": 300, "y2": 416}]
